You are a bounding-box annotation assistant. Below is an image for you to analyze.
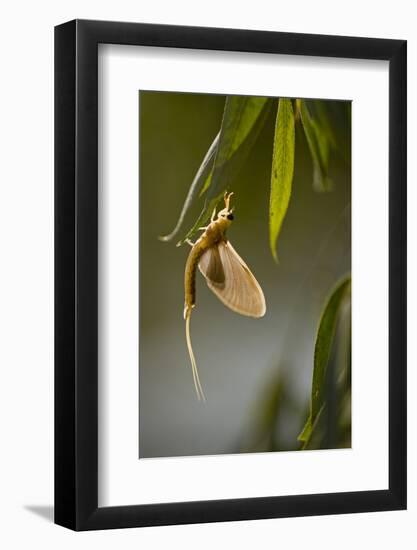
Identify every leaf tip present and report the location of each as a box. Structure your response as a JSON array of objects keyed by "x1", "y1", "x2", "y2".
[
  {"x1": 158, "y1": 234, "x2": 171, "y2": 243},
  {"x1": 313, "y1": 173, "x2": 333, "y2": 193},
  {"x1": 270, "y1": 245, "x2": 279, "y2": 264}
]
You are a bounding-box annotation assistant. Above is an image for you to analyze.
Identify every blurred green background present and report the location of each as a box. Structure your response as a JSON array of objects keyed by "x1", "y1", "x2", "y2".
[{"x1": 139, "y1": 91, "x2": 351, "y2": 458}]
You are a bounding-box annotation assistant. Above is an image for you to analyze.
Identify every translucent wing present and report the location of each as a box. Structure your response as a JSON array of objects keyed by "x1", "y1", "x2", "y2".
[
  {"x1": 198, "y1": 244, "x2": 225, "y2": 285},
  {"x1": 199, "y1": 241, "x2": 266, "y2": 318}
]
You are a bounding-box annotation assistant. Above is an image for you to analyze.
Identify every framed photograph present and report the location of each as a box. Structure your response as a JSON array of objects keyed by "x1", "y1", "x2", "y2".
[{"x1": 55, "y1": 19, "x2": 406, "y2": 530}]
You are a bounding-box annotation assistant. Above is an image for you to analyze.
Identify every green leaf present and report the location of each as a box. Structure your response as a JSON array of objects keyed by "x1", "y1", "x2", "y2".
[
  {"x1": 299, "y1": 99, "x2": 333, "y2": 192},
  {"x1": 298, "y1": 415, "x2": 312, "y2": 443},
  {"x1": 298, "y1": 277, "x2": 351, "y2": 448},
  {"x1": 298, "y1": 405, "x2": 325, "y2": 449},
  {"x1": 209, "y1": 96, "x2": 269, "y2": 195},
  {"x1": 269, "y1": 98, "x2": 295, "y2": 262},
  {"x1": 177, "y1": 96, "x2": 272, "y2": 245},
  {"x1": 311, "y1": 276, "x2": 351, "y2": 421},
  {"x1": 159, "y1": 131, "x2": 219, "y2": 242},
  {"x1": 178, "y1": 197, "x2": 217, "y2": 246},
  {"x1": 311, "y1": 100, "x2": 337, "y2": 150}
]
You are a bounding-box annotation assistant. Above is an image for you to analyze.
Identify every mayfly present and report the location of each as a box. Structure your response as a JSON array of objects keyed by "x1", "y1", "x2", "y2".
[{"x1": 183, "y1": 192, "x2": 266, "y2": 401}]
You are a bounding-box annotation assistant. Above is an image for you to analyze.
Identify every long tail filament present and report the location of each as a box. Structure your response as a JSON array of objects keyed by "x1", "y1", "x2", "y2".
[{"x1": 185, "y1": 308, "x2": 206, "y2": 401}]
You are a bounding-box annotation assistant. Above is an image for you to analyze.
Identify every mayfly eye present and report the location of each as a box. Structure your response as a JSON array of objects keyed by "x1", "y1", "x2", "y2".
[{"x1": 227, "y1": 213, "x2": 234, "y2": 221}]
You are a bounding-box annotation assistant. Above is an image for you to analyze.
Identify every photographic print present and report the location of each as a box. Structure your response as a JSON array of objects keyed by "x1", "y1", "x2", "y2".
[
  {"x1": 139, "y1": 91, "x2": 351, "y2": 459},
  {"x1": 55, "y1": 21, "x2": 406, "y2": 529}
]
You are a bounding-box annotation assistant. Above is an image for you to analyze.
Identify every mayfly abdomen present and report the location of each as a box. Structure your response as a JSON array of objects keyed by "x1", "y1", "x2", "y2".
[{"x1": 184, "y1": 242, "x2": 206, "y2": 315}]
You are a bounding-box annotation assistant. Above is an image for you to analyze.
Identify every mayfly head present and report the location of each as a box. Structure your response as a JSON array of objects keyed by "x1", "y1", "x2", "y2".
[{"x1": 217, "y1": 191, "x2": 235, "y2": 224}]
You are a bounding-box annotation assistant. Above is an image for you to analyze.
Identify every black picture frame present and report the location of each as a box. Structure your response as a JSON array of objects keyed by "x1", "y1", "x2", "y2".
[{"x1": 55, "y1": 19, "x2": 407, "y2": 531}]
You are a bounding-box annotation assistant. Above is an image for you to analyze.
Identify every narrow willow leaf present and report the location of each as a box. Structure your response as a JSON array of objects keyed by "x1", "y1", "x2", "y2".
[
  {"x1": 311, "y1": 100, "x2": 337, "y2": 150},
  {"x1": 208, "y1": 96, "x2": 270, "y2": 199},
  {"x1": 298, "y1": 405, "x2": 325, "y2": 449},
  {"x1": 298, "y1": 277, "x2": 351, "y2": 447},
  {"x1": 159, "y1": 132, "x2": 219, "y2": 242},
  {"x1": 269, "y1": 98, "x2": 295, "y2": 262},
  {"x1": 294, "y1": 98, "x2": 301, "y2": 122},
  {"x1": 178, "y1": 97, "x2": 272, "y2": 245},
  {"x1": 299, "y1": 100, "x2": 332, "y2": 192},
  {"x1": 311, "y1": 277, "x2": 351, "y2": 421},
  {"x1": 298, "y1": 415, "x2": 312, "y2": 443},
  {"x1": 178, "y1": 197, "x2": 217, "y2": 246},
  {"x1": 198, "y1": 172, "x2": 212, "y2": 197}
]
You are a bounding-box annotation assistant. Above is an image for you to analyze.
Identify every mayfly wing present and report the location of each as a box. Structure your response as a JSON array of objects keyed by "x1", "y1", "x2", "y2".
[
  {"x1": 198, "y1": 244, "x2": 225, "y2": 285},
  {"x1": 199, "y1": 241, "x2": 266, "y2": 318}
]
